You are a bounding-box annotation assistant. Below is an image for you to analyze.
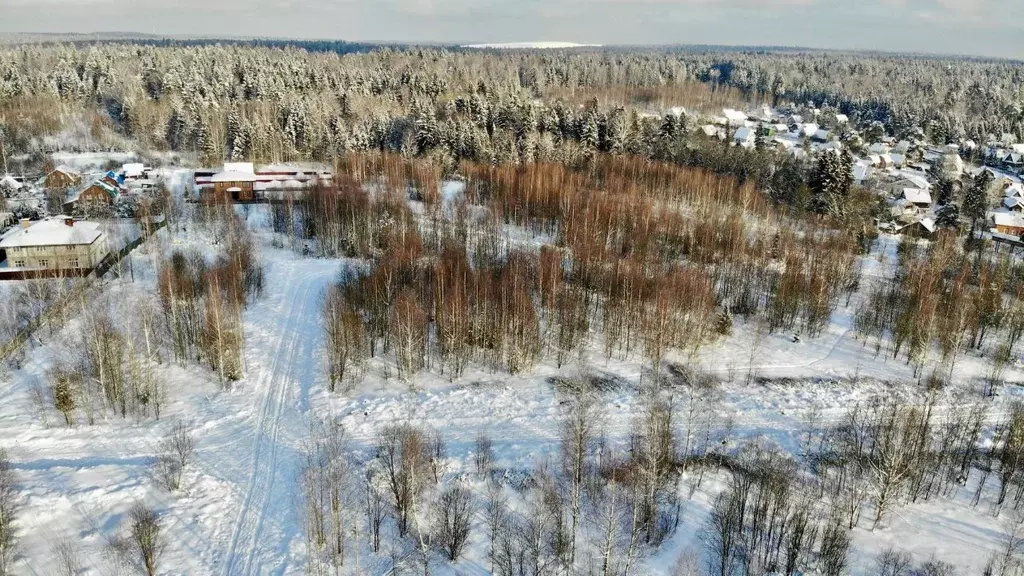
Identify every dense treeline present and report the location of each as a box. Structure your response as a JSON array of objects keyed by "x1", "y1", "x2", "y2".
[{"x1": 4, "y1": 44, "x2": 1020, "y2": 207}]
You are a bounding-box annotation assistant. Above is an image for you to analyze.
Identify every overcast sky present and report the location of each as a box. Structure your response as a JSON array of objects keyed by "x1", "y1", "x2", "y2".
[{"x1": 1, "y1": 0, "x2": 1022, "y2": 59}]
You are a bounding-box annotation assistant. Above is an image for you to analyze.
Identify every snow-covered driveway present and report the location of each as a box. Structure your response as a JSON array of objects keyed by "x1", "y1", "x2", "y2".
[{"x1": 186, "y1": 256, "x2": 338, "y2": 575}]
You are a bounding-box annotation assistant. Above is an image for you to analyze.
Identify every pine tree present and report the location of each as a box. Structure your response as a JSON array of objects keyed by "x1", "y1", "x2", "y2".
[
  {"x1": 934, "y1": 178, "x2": 955, "y2": 206},
  {"x1": 962, "y1": 171, "x2": 993, "y2": 234},
  {"x1": 935, "y1": 203, "x2": 960, "y2": 230}
]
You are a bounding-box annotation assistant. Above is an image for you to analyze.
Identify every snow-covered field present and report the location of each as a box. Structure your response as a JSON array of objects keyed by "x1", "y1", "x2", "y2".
[{"x1": 2, "y1": 195, "x2": 1023, "y2": 574}]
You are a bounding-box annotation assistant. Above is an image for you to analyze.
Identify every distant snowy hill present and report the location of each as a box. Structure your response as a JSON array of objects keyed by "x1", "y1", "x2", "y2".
[{"x1": 461, "y1": 42, "x2": 601, "y2": 49}]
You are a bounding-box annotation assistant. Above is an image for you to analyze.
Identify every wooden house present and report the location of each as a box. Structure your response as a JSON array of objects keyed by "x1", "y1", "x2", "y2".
[
  {"x1": 992, "y1": 212, "x2": 1024, "y2": 236},
  {"x1": 897, "y1": 218, "x2": 936, "y2": 239},
  {"x1": 207, "y1": 170, "x2": 256, "y2": 202},
  {"x1": 68, "y1": 177, "x2": 121, "y2": 211},
  {"x1": 44, "y1": 166, "x2": 81, "y2": 190}
]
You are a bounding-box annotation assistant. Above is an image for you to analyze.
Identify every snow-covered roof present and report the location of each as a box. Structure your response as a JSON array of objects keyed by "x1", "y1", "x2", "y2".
[
  {"x1": 122, "y1": 163, "x2": 145, "y2": 177},
  {"x1": 1004, "y1": 197, "x2": 1024, "y2": 209},
  {"x1": 835, "y1": 114, "x2": 849, "y2": 124},
  {"x1": 813, "y1": 129, "x2": 830, "y2": 141},
  {"x1": 893, "y1": 140, "x2": 911, "y2": 154},
  {"x1": 901, "y1": 188, "x2": 932, "y2": 205},
  {"x1": 211, "y1": 170, "x2": 257, "y2": 183},
  {"x1": 734, "y1": 127, "x2": 755, "y2": 142},
  {"x1": 0, "y1": 218, "x2": 102, "y2": 248},
  {"x1": 223, "y1": 162, "x2": 255, "y2": 174},
  {"x1": 889, "y1": 153, "x2": 907, "y2": 167},
  {"x1": 895, "y1": 174, "x2": 931, "y2": 190},
  {"x1": 0, "y1": 175, "x2": 22, "y2": 190},
  {"x1": 992, "y1": 212, "x2": 1024, "y2": 228},
  {"x1": 1005, "y1": 183, "x2": 1024, "y2": 198},
  {"x1": 898, "y1": 218, "x2": 935, "y2": 234},
  {"x1": 868, "y1": 143, "x2": 889, "y2": 154},
  {"x1": 798, "y1": 123, "x2": 819, "y2": 137},
  {"x1": 700, "y1": 125, "x2": 720, "y2": 137},
  {"x1": 723, "y1": 108, "x2": 748, "y2": 123}
]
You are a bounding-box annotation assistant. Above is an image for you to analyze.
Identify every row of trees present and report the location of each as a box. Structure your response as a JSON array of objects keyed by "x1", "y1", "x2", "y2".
[
  {"x1": 157, "y1": 206, "x2": 263, "y2": 383},
  {"x1": 299, "y1": 392, "x2": 693, "y2": 575}
]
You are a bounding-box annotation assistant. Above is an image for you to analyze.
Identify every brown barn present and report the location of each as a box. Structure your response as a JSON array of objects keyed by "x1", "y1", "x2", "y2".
[{"x1": 44, "y1": 166, "x2": 82, "y2": 190}]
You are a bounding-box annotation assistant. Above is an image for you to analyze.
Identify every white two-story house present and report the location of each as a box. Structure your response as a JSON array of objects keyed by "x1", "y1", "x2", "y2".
[{"x1": 0, "y1": 217, "x2": 110, "y2": 271}]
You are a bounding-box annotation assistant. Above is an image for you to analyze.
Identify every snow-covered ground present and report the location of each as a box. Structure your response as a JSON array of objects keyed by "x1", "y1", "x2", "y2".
[{"x1": 2, "y1": 196, "x2": 1023, "y2": 574}]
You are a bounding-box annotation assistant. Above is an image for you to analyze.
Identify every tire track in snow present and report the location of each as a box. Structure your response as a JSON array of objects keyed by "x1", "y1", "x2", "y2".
[{"x1": 222, "y1": 263, "x2": 313, "y2": 576}]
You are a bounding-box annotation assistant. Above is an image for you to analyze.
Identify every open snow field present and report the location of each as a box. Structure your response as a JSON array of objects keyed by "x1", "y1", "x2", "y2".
[{"x1": 1, "y1": 199, "x2": 1023, "y2": 574}]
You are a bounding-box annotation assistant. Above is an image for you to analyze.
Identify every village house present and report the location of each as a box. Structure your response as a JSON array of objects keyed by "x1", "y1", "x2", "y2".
[
  {"x1": 203, "y1": 162, "x2": 257, "y2": 203},
  {"x1": 0, "y1": 217, "x2": 109, "y2": 271},
  {"x1": 733, "y1": 126, "x2": 756, "y2": 147},
  {"x1": 898, "y1": 218, "x2": 936, "y2": 239},
  {"x1": 699, "y1": 125, "x2": 723, "y2": 139},
  {"x1": 69, "y1": 177, "x2": 121, "y2": 209},
  {"x1": 1004, "y1": 182, "x2": 1024, "y2": 198},
  {"x1": 121, "y1": 163, "x2": 149, "y2": 180},
  {"x1": 723, "y1": 108, "x2": 748, "y2": 125},
  {"x1": 889, "y1": 174, "x2": 931, "y2": 194},
  {"x1": 42, "y1": 166, "x2": 81, "y2": 190},
  {"x1": 1004, "y1": 197, "x2": 1024, "y2": 212},
  {"x1": 900, "y1": 188, "x2": 933, "y2": 210},
  {"x1": 992, "y1": 212, "x2": 1024, "y2": 237}
]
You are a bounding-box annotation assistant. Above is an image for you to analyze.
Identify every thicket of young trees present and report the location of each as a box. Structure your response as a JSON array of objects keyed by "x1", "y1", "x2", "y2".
[
  {"x1": 304, "y1": 153, "x2": 864, "y2": 388},
  {"x1": 855, "y1": 231, "x2": 1024, "y2": 387},
  {"x1": 293, "y1": 379, "x2": 1024, "y2": 575},
  {"x1": 34, "y1": 204, "x2": 264, "y2": 428}
]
